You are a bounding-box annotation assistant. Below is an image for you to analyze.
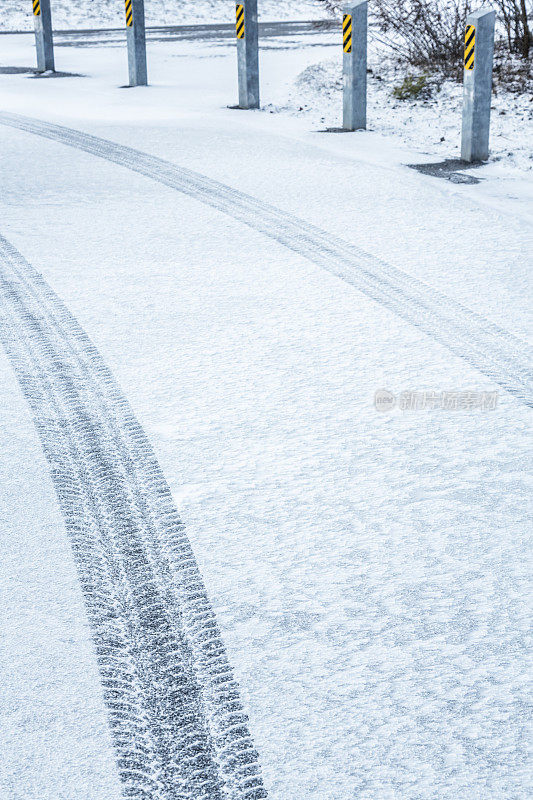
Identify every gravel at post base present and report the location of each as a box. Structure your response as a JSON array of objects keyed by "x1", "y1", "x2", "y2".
[{"x1": 0, "y1": 232, "x2": 267, "y2": 800}]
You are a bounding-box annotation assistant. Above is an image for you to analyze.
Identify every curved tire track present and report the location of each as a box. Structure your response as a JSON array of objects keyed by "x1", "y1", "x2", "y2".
[
  {"x1": 0, "y1": 111, "x2": 531, "y2": 407},
  {"x1": 0, "y1": 233, "x2": 267, "y2": 800}
]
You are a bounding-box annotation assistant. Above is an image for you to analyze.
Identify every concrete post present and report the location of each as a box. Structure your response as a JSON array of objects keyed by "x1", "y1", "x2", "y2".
[
  {"x1": 32, "y1": 0, "x2": 55, "y2": 73},
  {"x1": 461, "y1": 7, "x2": 495, "y2": 162},
  {"x1": 342, "y1": 1, "x2": 367, "y2": 131},
  {"x1": 125, "y1": 0, "x2": 148, "y2": 86},
  {"x1": 236, "y1": 0, "x2": 259, "y2": 109}
]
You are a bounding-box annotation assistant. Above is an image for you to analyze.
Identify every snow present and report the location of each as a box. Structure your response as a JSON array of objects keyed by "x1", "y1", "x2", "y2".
[
  {"x1": 283, "y1": 53, "x2": 533, "y2": 176},
  {"x1": 0, "y1": 344, "x2": 123, "y2": 800},
  {"x1": 1, "y1": 0, "x2": 325, "y2": 31},
  {"x1": 0, "y1": 27, "x2": 532, "y2": 800}
]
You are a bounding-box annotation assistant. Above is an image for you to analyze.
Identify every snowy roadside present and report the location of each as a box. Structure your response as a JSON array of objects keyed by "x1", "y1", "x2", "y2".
[
  {"x1": 3, "y1": 3, "x2": 530, "y2": 180},
  {"x1": 263, "y1": 45, "x2": 533, "y2": 176},
  {"x1": 1, "y1": 0, "x2": 325, "y2": 31},
  {"x1": 0, "y1": 29, "x2": 531, "y2": 800}
]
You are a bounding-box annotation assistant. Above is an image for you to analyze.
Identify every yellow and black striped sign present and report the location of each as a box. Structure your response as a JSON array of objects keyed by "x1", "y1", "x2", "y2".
[
  {"x1": 236, "y1": 4, "x2": 245, "y2": 39},
  {"x1": 125, "y1": 0, "x2": 133, "y2": 28},
  {"x1": 464, "y1": 24, "x2": 475, "y2": 70},
  {"x1": 343, "y1": 14, "x2": 352, "y2": 54},
  {"x1": 33, "y1": 0, "x2": 41, "y2": 17}
]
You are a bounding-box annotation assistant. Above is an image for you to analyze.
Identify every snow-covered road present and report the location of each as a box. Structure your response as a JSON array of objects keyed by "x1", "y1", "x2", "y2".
[{"x1": 0, "y1": 31, "x2": 531, "y2": 800}]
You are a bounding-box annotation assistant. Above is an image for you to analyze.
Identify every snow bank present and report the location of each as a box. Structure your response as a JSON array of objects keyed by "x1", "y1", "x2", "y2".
[{"x1": 265, "y1": 53, "x2": 533, "y2": 174}]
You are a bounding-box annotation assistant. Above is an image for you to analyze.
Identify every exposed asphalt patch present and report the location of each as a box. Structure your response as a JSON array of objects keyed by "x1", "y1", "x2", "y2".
[
  {"x1": 47, "y1": 19, "x2": 336, "y2": 48},
  {"x1": 0, "y1": 66, "x2": 38, "y2": 74},
  {"x1": 0, "y1": 66, "x2": 82, "y2": 78},
  {"x1": 408, "y1": 158, "x2": 484, "y2": 184},
  {"x1": 28, "y1": 69, "x2": 84, "y2": 78},
  {"x1": 318, "y1": 127, "x2": 358, "y2": 133}
]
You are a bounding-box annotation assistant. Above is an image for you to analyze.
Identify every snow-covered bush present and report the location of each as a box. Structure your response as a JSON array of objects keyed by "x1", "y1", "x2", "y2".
[
  {"x1": 498, "y1": 0, "x2": 531, "y2": 57},
  {"x1": 318, "y1": 0, "x2": 531, "y2": 78},
  {"x1": 372, "y1": 0, "x2": 472, "y2": 74}
]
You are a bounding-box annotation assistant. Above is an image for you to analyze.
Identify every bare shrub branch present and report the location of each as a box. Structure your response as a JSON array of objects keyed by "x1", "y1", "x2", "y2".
[{"x1": 316, "y1": 0, "x2": 531, "y2": 73}]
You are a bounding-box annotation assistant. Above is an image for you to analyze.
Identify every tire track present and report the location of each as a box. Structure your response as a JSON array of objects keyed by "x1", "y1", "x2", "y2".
[
  {"x1": 0, "y1": 233, "x2": 267, "y2": 800},
  {"x1": 0, "y1": 111, "x2": 531, "y2": 407}
]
